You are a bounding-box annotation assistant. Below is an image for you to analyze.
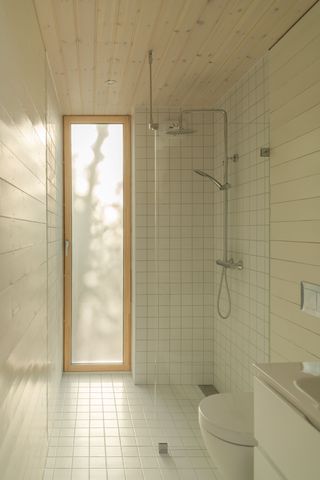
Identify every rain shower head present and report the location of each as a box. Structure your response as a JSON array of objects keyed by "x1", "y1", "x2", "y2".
[
  {"x1": 193, "y1": 169, "x2": 230, "y2": 191},
  {"x1": 166, "y1": 121, "x2": 194, "y2": 135}
]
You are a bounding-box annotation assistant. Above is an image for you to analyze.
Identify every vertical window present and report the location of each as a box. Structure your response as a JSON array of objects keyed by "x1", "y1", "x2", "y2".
[{"x1": 64, "y1": 116, "x2": 131, "y2": 371}]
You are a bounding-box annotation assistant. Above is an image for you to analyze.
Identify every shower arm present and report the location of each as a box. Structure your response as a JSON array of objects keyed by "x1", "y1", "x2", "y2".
[{"x1": 193, "y1": 169, "x2": 228, "y2": 191}]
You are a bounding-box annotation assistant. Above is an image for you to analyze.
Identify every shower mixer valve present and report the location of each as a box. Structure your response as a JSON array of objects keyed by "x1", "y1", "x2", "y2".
[{"x1": 216, "y1": 258, "x2": 244, "y2": 270}]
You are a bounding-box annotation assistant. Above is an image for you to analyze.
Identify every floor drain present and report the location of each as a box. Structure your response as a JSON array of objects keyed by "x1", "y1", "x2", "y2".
[
  {"x1": 158, "y1": 442, "x2": 168, "y2": 455},
  {"x1": 199, "y1": 385, "x2": 219, "y2": 396}
]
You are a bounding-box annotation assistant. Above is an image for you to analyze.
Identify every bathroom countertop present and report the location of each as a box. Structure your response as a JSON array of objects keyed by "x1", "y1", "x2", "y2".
[{"x1": 253, "y1": 362, "x2": 320, "y2": 431}]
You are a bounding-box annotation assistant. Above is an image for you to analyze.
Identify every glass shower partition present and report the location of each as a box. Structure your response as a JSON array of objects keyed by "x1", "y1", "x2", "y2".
[{"x1": 149, "y1": 115, "x2": 170, "y2": 454}]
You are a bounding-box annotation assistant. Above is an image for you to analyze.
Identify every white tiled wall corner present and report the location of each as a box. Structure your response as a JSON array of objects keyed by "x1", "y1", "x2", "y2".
[
  {"x1": 133, "y1": 109, "x2": 215, "y2": 385},
  {"x1": 212, "y1": 56, "x2": 270, "y2": 392}
]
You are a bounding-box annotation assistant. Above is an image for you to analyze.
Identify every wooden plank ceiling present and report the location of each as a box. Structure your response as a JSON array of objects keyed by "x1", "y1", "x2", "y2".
[{"x1": 34, "y1": 0, "x2": 316, "y2": 114}]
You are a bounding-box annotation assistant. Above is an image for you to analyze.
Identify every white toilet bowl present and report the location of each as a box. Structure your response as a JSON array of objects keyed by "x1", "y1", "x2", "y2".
[{"x1": 199, "y1": 392, "x2": 256, "y2": 480}]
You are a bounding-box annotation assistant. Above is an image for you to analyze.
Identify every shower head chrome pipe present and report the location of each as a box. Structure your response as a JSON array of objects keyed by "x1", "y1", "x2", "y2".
[
  {"x1": 186, "y1": 109, "x2": 229, "y2": 264},
  {"x1": 193, "y1": 169, "x2": 230, "y2": 191},
  {"x1": 188, "y1": 108, "x2": 242, "y2": 320},
  {"x1": 148, "y1": 50, "x2": 158, "y2": 131}
]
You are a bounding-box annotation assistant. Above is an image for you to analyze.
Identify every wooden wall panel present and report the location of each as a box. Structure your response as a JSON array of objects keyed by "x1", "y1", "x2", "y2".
[
  {"x1": 46, "y1": 63, "x2": 64, "y2": 435},
  {"x1": 270, "y1": 1, "x2": 320, "y2": 362},
  {"x1": 0, "y1": 1, "x2": 64, "y2": 478},
  {"x1": 0, "y1": 1, "x2": 47, "y2": 478}
]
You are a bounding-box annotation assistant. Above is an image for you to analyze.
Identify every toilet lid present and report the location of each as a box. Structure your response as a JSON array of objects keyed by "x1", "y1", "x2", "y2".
[{"x1": 199, "y1": 392, "x2": 257, "y2": 447}]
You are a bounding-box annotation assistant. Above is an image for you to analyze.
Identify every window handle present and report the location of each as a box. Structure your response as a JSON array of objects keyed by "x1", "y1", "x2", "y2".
[{"x1": 65, "y1": 239, "x2": 70, "y2": 257}]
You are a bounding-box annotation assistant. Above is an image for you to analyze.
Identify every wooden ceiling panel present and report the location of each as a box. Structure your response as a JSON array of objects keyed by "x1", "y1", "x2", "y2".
[
  {"x1": 194, "y1": 0, "x2": 315, "y2": 106},
  {"x1": 34, "y1": 0, "x2": 71, "y2": 111},
  {"x1": 34, "y1": 0, "x2": 317, "y2": 114},
  {"x1": 110, "y1": 0, "x2": 163, "y2": 112},
  {"x1": 162, "y1": 0, "x2": 256, "y2": 105},
  {"x1": 146, "y1": 0, "x2": 226, "y2": 105},
  {"x1": 54, "y1": 0, "x2": 83, "y2": 112},
  {"x1": 125, "y1": 0, "x2": 193, "y2": 110},
  {"x1": 75, "y1": 0, "x2": 96, "y2": 113},
  {"x1": 93, "y1": 0, "x2": 119, "y2": 113}
]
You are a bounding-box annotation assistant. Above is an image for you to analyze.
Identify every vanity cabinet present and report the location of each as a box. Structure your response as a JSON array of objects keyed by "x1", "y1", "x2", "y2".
[
  {"x1": 254, "y1": 447, "x2": 284, "y2": 480},
  {"x1": 254, "y1": 377, "x2": 320, "y2": 480}
]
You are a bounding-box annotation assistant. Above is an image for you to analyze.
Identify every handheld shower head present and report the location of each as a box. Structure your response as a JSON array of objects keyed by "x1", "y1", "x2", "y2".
[{"x1": 193, "y1": 169, "x2": 231, "y2": 190}]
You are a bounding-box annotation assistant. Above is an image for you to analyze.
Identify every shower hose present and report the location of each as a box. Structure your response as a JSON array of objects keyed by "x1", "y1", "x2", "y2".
[{"x1": 217, "y1": 266, "x2": 231, "y2": 319}]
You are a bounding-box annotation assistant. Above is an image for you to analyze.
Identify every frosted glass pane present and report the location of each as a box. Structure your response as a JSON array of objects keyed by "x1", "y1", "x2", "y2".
[{"x1": 71, "y1": 123, "x2": 123, "y2": 364}]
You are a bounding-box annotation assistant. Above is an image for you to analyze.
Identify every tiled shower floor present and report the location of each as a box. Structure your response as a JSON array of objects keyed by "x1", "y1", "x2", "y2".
[{"x1": 44, "y1": 374, "x2": 219, "y2": 480}]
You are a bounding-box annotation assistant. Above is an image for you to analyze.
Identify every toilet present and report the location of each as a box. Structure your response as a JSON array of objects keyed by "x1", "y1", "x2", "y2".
[{"x1": 199, "y1": 392, "x2": 256, "y2": 480}]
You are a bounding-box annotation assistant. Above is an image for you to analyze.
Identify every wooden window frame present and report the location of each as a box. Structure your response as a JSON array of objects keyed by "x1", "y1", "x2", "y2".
[{"x1": 63, "y1": 115, "x2": 131, "y2": 372}]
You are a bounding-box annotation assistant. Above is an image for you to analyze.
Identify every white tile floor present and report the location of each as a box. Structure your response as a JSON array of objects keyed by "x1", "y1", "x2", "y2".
[{"x1": 44, "y1": 374, "x2": 219, "y2": 480}]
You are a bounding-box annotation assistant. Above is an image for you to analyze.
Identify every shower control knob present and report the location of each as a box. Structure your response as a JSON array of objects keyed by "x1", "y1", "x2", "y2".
[{"x1": 216, "y1": 259, "x2": 244, "y2": 270}]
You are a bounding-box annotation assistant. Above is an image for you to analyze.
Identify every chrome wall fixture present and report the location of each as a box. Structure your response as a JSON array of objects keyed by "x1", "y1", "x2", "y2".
[
  {"x1": 193, "y1": 169, "x2": 230, "y2": 191},
  {"x1": 146, "y1": 52, "x2": 243, "y2": 319},
  {"x1": 148, "y1": 50, "x2": 159, "y2": 131},
  {"x1": 188, "y1": 108, "x2": 243, "y2": 319}
]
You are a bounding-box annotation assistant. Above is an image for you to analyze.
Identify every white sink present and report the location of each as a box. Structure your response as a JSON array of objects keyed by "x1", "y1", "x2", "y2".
[
  {"x1": 294, "y1": 376, "x2": 320, "y2": 405},
  {"x1": 254, "y1": 362, "x2": 320, "y2": 431}
]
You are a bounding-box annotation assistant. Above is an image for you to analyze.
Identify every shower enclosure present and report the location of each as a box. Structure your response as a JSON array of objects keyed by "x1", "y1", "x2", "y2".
[
  {"x1": 149, "y1": 105, "x2": 243, "y2": 334},
  {"x1": 134, "y1": 51, "x2": 270, "y2": 420},
  {"x1": 137, "y1": 99, "x2": 269, "y2": 369},
  {"x1": 189, "y1": 108, "x2": 243, "y2": 319},
  {"x1": 135, "y1": 109, "x2": 232, "y2": 382},
  {"x1": 134, "y1": 51, "x2": 242, "y2": 391}
]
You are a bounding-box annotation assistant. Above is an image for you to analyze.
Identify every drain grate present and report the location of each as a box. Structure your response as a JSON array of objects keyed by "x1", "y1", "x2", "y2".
[{"x1": 199, "y1": 385, "x2": 219, "y2": 396}]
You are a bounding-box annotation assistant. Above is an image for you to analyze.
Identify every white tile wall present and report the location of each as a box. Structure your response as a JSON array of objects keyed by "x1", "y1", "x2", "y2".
[
  {"x1": 0, "y1": 2, "x2": 63, "y2": 478},
  {"x1": 133, "y1": 109, "x2": 215, "y2": 385},
  {"x1": 212, "y1": 57, "x2": 270, "y2": 392}
]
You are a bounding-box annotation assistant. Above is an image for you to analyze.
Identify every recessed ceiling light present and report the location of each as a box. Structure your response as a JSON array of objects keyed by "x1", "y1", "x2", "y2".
[{"x1": 105, "y1": 79, "x2": 117, "y2": 86}]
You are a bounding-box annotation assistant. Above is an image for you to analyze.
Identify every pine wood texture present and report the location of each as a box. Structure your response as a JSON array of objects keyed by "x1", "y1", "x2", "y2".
[{"x1": 34, "y1": 0, "x2": 316, "y2": 114}]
